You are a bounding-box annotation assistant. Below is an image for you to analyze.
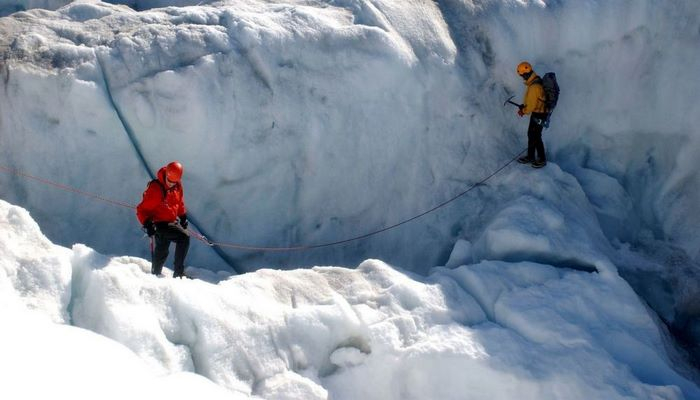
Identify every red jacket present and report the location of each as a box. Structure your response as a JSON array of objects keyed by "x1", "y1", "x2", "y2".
[{"x1": 136, "y1": 167, "x2": 187, "y2": 225}]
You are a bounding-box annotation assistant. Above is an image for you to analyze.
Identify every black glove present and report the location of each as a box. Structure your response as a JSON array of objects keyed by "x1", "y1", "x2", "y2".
[
  {"x1": 179, "y1": 214, "x2": 188, "y2": 229},
  {"x1": 143, "y1": 220, "x2": 156, "y2": 237}
]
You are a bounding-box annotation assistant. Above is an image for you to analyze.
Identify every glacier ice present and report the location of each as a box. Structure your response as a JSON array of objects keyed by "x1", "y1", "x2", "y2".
[{"x1": 1, "y1": 0, "x2": 700, "y2": 396}]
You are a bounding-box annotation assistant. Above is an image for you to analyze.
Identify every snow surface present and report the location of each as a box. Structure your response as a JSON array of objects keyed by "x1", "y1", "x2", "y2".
[{"x1": 2, "y1": 197, "x2": 699, "y2": 399}]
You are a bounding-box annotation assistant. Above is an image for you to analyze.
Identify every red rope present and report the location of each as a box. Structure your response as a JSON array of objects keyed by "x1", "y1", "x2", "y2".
[
  {"x1": 0, "y1": 165, "x2": 136, "y2": 209},
  {"x1": 0, "y1": 148, "x2": 524, "y2": 252}
]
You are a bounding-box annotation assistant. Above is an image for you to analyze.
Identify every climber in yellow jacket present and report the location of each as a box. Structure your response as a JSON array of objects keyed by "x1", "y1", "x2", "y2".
[{"x1": 516, "y1": 61, "x2": 547, "y2": 168}]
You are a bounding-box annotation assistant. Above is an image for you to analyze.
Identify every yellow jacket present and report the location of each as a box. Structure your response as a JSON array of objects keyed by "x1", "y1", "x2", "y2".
[{"x1": 522, "y1": 73, "x2": 546, "y2": 115}]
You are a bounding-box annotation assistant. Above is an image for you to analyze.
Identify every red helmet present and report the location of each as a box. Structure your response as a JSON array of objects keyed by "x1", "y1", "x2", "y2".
[{"x1": 165, "y1": 161, "x2": 183, "y2": 182}]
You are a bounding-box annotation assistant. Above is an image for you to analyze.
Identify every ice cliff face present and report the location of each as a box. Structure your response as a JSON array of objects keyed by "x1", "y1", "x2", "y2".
[
  {"x1": 1, "y1": 0, "x2": 698, "y2": 274},
  {"x1": 0, "y1": 0, "x2": 698, "y2": 312},
  {"x1": 0, "y1": 0, "x2": 698, "y2": 272}
]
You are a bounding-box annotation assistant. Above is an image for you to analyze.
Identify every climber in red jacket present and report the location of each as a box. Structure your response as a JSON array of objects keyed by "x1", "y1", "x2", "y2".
[{"x1": 136, "y1": 161, "x2": 190, "y2": 278}]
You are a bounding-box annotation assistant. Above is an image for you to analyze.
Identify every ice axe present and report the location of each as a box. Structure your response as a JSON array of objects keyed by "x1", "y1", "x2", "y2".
[{"x1": 503, "y1": 96, "x2": 524, "y2": 110}]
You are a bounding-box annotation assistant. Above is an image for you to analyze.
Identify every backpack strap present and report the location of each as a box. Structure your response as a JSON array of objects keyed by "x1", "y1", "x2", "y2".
[{"x1": 148, "y1": 179, "x2": 167, "y2": 200}]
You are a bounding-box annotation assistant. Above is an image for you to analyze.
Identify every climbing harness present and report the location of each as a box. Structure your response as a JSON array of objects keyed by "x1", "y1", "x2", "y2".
[{"x1": 0, "y1": 147, "x2": 525, "y2": 252}]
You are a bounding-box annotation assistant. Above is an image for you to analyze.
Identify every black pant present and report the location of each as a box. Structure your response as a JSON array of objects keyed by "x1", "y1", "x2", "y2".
[
  {"x1": 527, "y1": 112, "x2": 547, "y2": 161},
  {"x1": 152, "y1": 222, "x2": 190, "y2": 277}
]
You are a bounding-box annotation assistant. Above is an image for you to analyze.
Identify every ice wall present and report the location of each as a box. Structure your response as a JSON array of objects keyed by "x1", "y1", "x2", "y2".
[
  {"x1": 0, "y1": 0, "x2": 66, "y2": 16},
  {"x1": 0, "y1": 0, "x2": 698, "y2": 275}
]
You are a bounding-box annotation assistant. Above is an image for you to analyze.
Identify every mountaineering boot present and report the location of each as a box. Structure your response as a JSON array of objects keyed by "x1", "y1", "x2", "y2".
[
  {"x1": 518, "y1": 156, "x2": 533, "y2": 164},
  {"x1": 173, "y1": 271, "x2": 186, "y2": 279},
  {"x1": 173, "y1": 271, "x2": 192, "y2": 279},
  {"x1": 532, "y1": 159, "x2": 547, "y2": 168}
]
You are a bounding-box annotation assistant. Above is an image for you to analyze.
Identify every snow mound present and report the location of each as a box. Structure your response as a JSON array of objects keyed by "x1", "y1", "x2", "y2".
[
  {"x1": 0, "y1": 199, "x2": 251, "y2": 400},
  {"x1": 2, "y1": 198, "x2": 698, "y2": 399}
]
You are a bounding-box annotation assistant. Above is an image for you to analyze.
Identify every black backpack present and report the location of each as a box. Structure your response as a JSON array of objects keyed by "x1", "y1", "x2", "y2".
[
  {"x1": 144, "y1": 179, "x2": 168, "y2": 200},
  {"x1": 541, "y1": 72, "x2": 560, "y2": 114}
]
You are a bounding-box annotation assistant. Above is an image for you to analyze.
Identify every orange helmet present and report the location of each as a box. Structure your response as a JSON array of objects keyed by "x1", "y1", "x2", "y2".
[
  {"x1": 165, "y1": 161, "x2": 183, "y2": 183},
  {"x1": 517, "y1": 61, "x2": 533, "y2": 75}
]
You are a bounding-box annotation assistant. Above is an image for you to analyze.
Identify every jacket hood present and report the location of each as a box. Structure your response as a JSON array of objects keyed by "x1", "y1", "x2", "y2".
[{"x1": 157, "y1": 167, "x2": 168, "y2": 185}]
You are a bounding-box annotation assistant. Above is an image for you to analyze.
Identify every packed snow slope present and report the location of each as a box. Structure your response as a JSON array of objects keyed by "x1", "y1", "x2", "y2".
[
  {"x1": 2, "y1": 198, "x2": 700, "y2": 399},
  {"x1": 0, "y1": 0, "x2": 699, "y2": 275}
]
